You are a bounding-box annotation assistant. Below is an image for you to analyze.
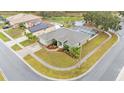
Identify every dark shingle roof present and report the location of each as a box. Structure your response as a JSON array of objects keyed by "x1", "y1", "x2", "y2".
[{"x1": 28, "y1": 22, "x2": 49, "y2": 33}]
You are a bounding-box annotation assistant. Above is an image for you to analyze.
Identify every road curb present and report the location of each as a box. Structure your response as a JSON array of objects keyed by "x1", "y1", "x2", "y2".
[
  {"x1": 116, "y1": 67, "x2": 124, "y2": 81},
  {"x1": 0, "y1": 68, "x2": 8, "y2": 81}
]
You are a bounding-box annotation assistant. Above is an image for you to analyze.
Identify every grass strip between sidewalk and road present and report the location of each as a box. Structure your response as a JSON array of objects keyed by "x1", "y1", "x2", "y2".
[
  {"x1": 0, "y1": 72, "x2": 4, "y2": 81},
  {"x1": 0, "y1": 32, "x2": 10, "y2": 42},
  {"x1": 11, "y1": 44, "x2": 22, "y2": 51},
  {"x1": 24, "y1": 32, "x2": 118, "y2": 79}
]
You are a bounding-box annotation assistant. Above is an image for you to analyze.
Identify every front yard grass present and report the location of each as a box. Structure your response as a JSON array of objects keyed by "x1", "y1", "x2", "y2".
[
  {"x1": 11, "y1": 44, "x2": 22, "y2": 51},
  {"x1": 35, "y1": 48, "x2": 77, "y2": 68},
  {"x1": 20, "y1": 39, "x2": 35, "y2": 47},
  {"x1": 5, "y1": 28, "x2": 25, "y2": 39},
  {"x1": 0, "y1": 32, "x2": 10, "y2": 42},
  {"x1": 0, "y1": 72, "x2": 4, "y2": 81},
  {"x1": 24, "y1": 32, "x2": 117, "y2": 79}
]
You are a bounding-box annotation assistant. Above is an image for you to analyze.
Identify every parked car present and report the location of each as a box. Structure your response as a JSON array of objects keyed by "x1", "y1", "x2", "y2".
[{"x1": 3, "y1": 25, "x2": 10, "y2": 29}]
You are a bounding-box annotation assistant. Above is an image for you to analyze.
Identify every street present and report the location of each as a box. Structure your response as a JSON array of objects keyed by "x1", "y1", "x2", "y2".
[{"x1": 0, "y1": 40, "x2": 48, "y2": 81}]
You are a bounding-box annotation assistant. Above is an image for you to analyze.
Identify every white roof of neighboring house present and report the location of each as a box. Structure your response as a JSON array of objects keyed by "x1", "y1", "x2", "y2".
[{"x1": 7, "y1": 13, "x2": 41, "y2": 25}]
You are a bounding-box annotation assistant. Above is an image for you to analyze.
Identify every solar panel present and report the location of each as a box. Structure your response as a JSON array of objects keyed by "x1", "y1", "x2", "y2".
[{"x1": 29, "y1": 22, "x2": 49, "y2": 33}]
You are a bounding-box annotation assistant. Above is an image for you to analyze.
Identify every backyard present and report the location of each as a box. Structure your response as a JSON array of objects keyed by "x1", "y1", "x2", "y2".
[
  {"x1": 45, "y1": 16, "x2": 83, "y2": 27},
  {"x1": 24, "y1": 32, "x2": 118, "y2": 79},
  {"x1": 5, "y1": 28, "x2": 25, "y2": 39}
]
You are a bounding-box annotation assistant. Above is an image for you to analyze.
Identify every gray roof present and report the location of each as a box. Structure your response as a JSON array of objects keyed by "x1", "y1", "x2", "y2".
[
  {"x1": 39, "y1": 28, "x2": 90, "y2": 46},
  {"x1": 72, "y1": 26, "x2": 96, "y2": 35}
]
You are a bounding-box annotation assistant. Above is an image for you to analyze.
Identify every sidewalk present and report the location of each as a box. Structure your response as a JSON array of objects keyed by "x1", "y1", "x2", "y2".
[
  {"x1": 17, "y1": 43, "x2": 41, "y2": 57},
  {"x1": 1, "y1": 30, "x2": 24, "y2": 48}
]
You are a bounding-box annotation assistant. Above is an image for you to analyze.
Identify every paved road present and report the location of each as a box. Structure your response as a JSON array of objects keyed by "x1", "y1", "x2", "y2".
[
  {"x1": 0, "y1": 40, "x2": 48, "y2": 81},
  {"x1": 78, "y1": 22, "x2": 124, "y2": 81}
]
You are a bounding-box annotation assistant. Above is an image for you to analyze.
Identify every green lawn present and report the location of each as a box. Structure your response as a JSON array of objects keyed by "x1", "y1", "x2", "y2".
[
  {"x1": 0, "y1": 24, "x2": 4, "y2": 29},
  {"x1": 11, "y1": 44, "x2": 22, "y2": 51},
  {"x1": 5, "y1": 28, "x2": 25, "y2": 39},
  {"x1": 0, "y1": 72, "x2": 4, "y2": 81},
  {"x1": 24, "y1": 32, "x2": 117, "y2": 79},
  {"x1": 81, "y1": 32, "x2": 108, "y2": 58},
  {"x1": 20, "y1": 39, "x2": 35, "y2": 47},
  {"x1": 35, "y1": 48, "x2": 77, "y2": 68},
  {"x1": 47, "y1": 16, "x2": 83, "y2": 23},
  {"x1": 0, "y1": 32, "x2": 10, "y2": 42},
  {"x1": 45, "y1": 16, "x2": 83, "y2": 27}
]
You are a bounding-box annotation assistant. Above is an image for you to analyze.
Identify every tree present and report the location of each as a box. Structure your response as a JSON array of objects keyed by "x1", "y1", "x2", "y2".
[
  {"x1": 63, "y1": 44, "x2": 69, "y2": 51},
  {"x1": 118, "y1": 11, "x2": 124, "y2": 16},
  {"x1": 25, "y1": 32, "x2": 38, "y2": 42},
  {"x1": 69, "y1": 47, "x2": 80, "y2": 58},
  {"x1": 19, "y1": 23, "x2": 26, "y2": 30},
  {"x1": 83, "y1": 12, "x2": 121, "y2": 31}
]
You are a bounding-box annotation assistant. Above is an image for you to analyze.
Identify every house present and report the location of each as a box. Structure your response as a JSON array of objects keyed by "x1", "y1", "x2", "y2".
[
  {"x1": 74, "y1": 20, "x2": 85, "y2": 27},
  {"x1": 7, "y1": 13, "x2": 55, "y2": 36},
  {"x1": 72, "y1": 26, "x2": 97, "y2": 36},
  {"x1": 39, "y1": 28, "x2": 91, "y2": 48},
  {"x1": 28, "y1": 22, "x2": 55, "y2": 36},
  {"x1": 7, "y1": 13, "x2": 42, "y2": 27}
]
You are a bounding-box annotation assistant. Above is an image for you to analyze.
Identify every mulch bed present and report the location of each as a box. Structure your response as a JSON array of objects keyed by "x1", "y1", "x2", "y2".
[{"x1": 46, "y1": 44, "x2": 58, "y2": 49}]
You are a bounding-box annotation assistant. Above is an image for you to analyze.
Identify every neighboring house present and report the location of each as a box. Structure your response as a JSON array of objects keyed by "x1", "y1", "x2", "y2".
[
  {"x1": 7, "y1": 13, "x2": 42, "y2": 27},
  {"x1": 7, "y1": 13, "x2": 56, "y2": 36},
  {"x1": 74, "y1": 20, "x2": 85, "y2": 27},
  {"x1": 39, "y1": 28, "x2": 91, "y2": 48},
  {"x1": 28, "y1": 22, "x2": 55, "y2": 36},
  {"x1": 72, "y1": 26, "x2": 97, "y2": 36},
  {"x1": 0, "y1": 16, "x2": 7, "y2": 24}
]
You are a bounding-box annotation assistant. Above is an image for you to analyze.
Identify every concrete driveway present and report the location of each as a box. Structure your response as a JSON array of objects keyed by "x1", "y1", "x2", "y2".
[{"x1": 0, "y1": 40, "x2": 48, "y2": 81}]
